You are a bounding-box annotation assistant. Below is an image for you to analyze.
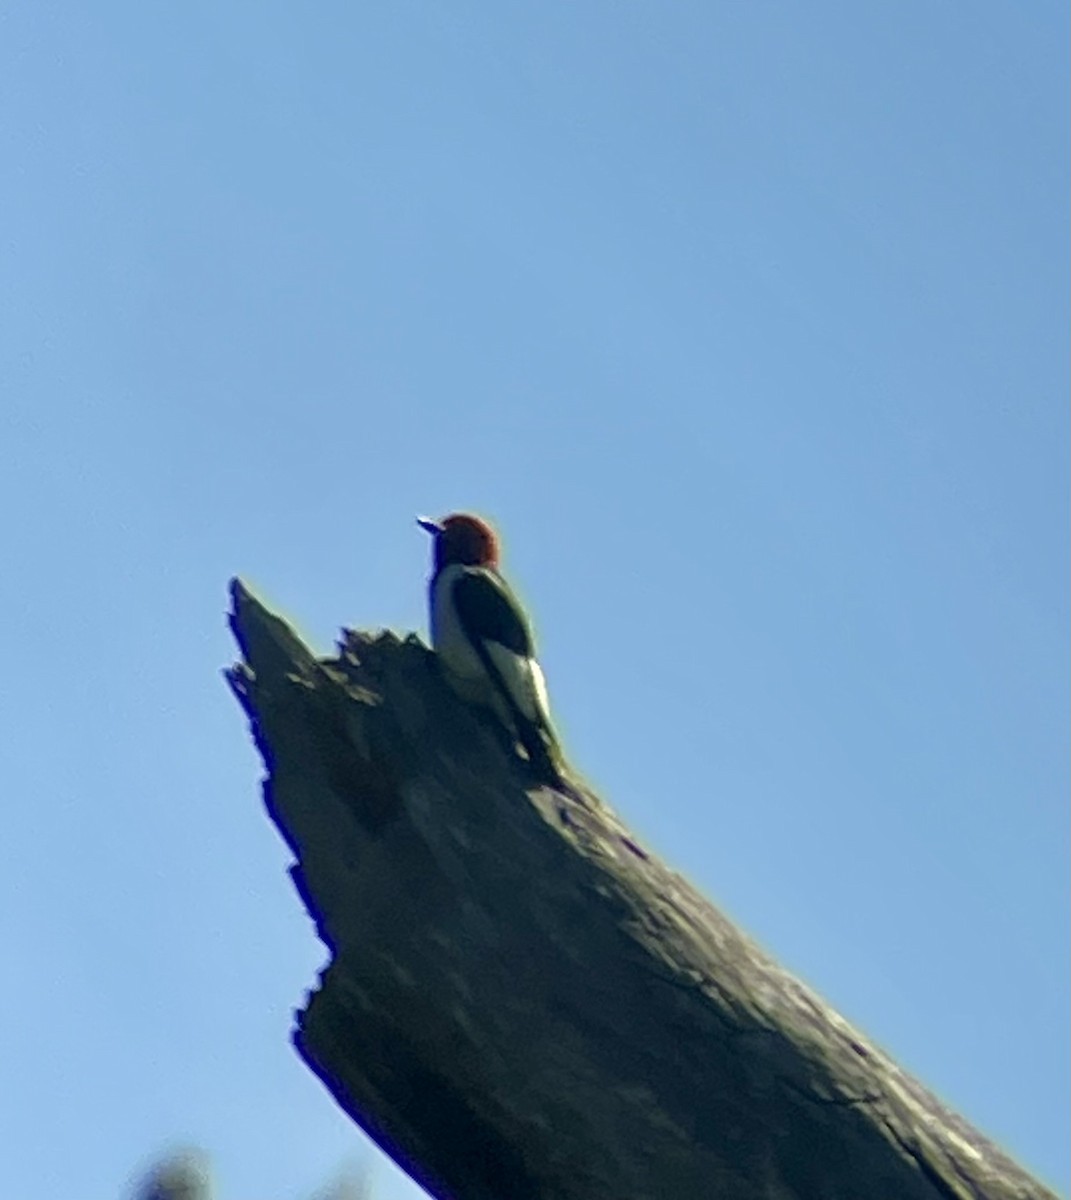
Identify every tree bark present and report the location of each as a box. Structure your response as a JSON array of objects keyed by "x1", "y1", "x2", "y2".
[{"x1": 225, "y1": 580, "x2": 1054, "y2": 1200}]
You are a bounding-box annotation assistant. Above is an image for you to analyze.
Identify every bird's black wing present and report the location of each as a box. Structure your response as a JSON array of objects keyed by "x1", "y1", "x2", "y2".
[{"x1": 451, "y1": 568, "x2": 533, "y2": 656}]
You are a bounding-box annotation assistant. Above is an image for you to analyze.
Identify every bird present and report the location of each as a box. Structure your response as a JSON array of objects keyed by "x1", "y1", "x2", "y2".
[{"x1": 417, "y1": 512, "x2": 564, "y2": 783}]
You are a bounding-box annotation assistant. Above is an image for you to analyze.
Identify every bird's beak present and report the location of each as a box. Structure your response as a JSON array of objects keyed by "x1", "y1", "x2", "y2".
[{"x1": 416, "y1": 515, "x2": 443, "y2": 535}]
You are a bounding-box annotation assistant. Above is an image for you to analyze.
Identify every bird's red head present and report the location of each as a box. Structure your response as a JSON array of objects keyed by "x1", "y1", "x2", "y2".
[{"x1": 417, "y1": 512, "x2": 500, "y2": 571}]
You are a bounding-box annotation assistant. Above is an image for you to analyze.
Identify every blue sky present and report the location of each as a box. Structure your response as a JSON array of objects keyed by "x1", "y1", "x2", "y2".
[{"x1": 2, "y1": 4, "x2": 1067, "y2": 1198}]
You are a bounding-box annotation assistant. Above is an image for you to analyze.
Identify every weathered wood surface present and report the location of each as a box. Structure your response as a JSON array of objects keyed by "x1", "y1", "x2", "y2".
[{"x1": 226, "y1": 580, "x2": 1054, "y2": 1200}]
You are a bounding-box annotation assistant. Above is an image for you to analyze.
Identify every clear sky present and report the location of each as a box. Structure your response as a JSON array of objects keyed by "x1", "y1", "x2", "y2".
[{"x1": 2, "y1": 4, "x2": 1067, "y2": 1198}]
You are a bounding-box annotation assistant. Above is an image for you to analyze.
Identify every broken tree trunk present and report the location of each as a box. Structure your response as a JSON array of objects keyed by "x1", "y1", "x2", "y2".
[{"x1": 225, "y1": 580, "x2": 1053, "y2": 1200}]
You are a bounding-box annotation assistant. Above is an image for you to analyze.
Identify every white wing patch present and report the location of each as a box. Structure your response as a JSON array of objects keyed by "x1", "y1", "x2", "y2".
[
  {"x1": 528, "y1": 657, "x2": 552, "y2": 725},
  {"x1": 486, "y1": 641, "x2": 551, "y2": 725}
]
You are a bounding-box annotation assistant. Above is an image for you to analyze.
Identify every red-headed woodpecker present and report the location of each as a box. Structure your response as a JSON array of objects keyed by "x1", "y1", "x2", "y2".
[{"x1": 417, "y1": 512, "x2": 563, "y2": 783}]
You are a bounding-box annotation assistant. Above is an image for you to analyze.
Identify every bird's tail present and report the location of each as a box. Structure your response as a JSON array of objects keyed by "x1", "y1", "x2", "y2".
[
  {"x1": 467, "y1": 638, "x2": 566, "y2": 787},
  {"x1": 515, "y1": 718, "x2": 566, "y2": 787}
]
